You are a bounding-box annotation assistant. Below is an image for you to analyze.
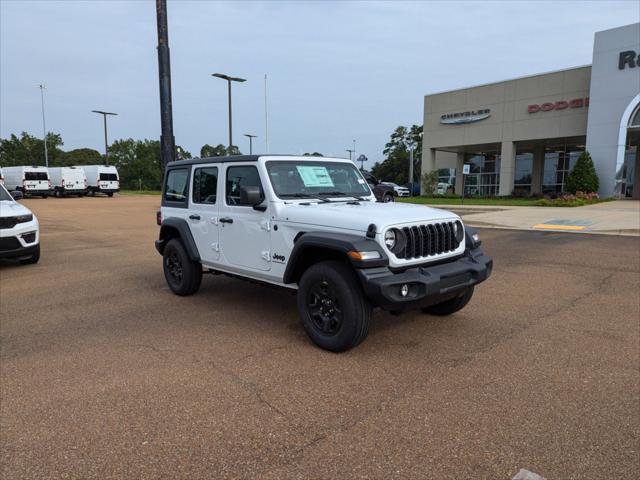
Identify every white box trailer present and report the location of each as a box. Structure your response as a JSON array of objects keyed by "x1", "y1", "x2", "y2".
[
  {"x1": 80, "y1": 165, "x2": 119, "y2": 197},
  {"x1": 1, "y1": 166, "x2": 51, "y2": 197},
  {"x1": 48, "y1": 166, "x2": 87, "y2": 196}
]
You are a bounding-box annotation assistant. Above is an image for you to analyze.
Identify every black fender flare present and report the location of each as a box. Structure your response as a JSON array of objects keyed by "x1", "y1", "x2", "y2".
[
  {"x1": 282, "y1": 231, "x2": 388, "y2": 284},
  {"x1": 156, "y1": 217, "x2": 200, "y2": 262}
]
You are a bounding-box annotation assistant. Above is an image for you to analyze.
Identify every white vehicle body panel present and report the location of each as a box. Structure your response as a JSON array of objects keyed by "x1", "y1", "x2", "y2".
[
  {"x1": 48, "y1": 167, "x2": 87, "y2": 191},
  {"x1": 0, "y1": 186, "x2": 40, "y2": 249},
  {"x1": 80, "y1": 165, "x2": 120, "y2": 191},
  {"x1": 2, "y1": 166, "x2": 50, "y2": 193}
]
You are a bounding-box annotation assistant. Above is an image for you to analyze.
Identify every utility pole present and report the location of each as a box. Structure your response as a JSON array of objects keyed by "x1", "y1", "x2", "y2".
[
  {"x1": 156, "y1": 0, "x2": 176, "y2": 170},
  {"x1": 244, "y1": 134, "x2": 257, "y2": 155},
  {"x1": 91, "y1": 110, "x2": 118, "y2": 165},
  {"x1": 38, "y1": 84, "x2": 49, "y2": 167},
  {"x1": 353, "y1": 139, "x2": 356, "y2": 162},
  {"x1": 264, "y1": 74, "x2": 269, "y2": 153}
]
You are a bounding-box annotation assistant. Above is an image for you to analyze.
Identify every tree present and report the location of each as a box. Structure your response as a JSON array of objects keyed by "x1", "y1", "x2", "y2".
[
  {"x1": 108, "y1": 138, "x2": 163, "y2": 190},
  {"x1": 372, "y1": 125, "x2": 423, "y2": 184},
  {"x1": 303, "y1": 152, "x2": 323, "y2": 157},
  {"x1": 565, "y1": 151, "x2": 599, "y2": 194},
  {"x1": 58, "y1": 148, "x2": 103, "y2": 166},
  {"x1": 200, "y1": 144, "x2": 241, "y2": 157},
  {"x1": 176, "y1": 146, "x2": 192, "y2": 160},
  {"x1": 0, "y1": 131, "x2": 64, "y2": 167}
]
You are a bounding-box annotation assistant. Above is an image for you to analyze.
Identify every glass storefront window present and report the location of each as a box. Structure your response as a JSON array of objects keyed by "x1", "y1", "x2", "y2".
[
  {"x1": 463, "y1": 151, "x2": 500, "y2": 196},
  {"x1": 542, "y1": 144, "x2": 584, "y2": 193},
  {"x1": 514, "y1": 153, "x2": 533, "y2": 195}
]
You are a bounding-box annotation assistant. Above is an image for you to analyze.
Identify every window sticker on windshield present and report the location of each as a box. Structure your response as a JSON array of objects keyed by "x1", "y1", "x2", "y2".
[
  {"x1": 357, "y1": 178, "x2": 365, "y2": 184},
  {"x1": 296, "y1": 166, "x2": 335, "y2": 187}
]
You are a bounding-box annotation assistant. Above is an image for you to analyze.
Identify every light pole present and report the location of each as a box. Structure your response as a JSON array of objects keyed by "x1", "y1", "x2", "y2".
[
  {"x1": 406, "y1": 139, "x2": 416, "y2": 195},
  {"x1": 38, "y1": 84, "x2": 49, "y2": 167},
  {"x1": 244, "y1": 134, "x2": 257, "y2": 155},
  {"x1": 346, "y1": 149, "x2": 354, "y2": 161},
  {"x1": 212, "y1": 73, "x2": 246, "y2": 151},
  {"x1": 91, "y1": 110, "x2": 118, "y2": 165}
]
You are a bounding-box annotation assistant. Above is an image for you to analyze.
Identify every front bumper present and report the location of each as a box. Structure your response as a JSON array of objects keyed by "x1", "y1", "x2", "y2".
[
  {"x1": 0, "y1": 242, "x2": 38, "y2": 259},
  {"x1": 356, "y1": 247, "x2": 492, "y2": 311}
]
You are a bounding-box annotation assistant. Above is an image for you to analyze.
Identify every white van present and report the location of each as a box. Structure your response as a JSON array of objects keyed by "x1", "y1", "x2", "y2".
[
  {"x1": 2, "y1": 166, "x2": 51, "y2": 198},
  {"x1": 48, "y1": 166, "x2": 87, "y2": 197},
  {"x1": 80, "y1": 165, "x2": 120, "y2": 197}
]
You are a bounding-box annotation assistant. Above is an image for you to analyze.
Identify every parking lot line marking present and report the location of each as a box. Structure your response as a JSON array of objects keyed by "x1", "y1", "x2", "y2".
[{"x1": 533, "y1": 224, "x2": 587, "y2": 231}]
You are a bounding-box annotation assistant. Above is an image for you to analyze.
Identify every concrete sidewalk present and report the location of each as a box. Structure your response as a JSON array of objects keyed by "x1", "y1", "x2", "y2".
[{"x1": 430, "y1": 200, "x2": 640, "y2": 236}]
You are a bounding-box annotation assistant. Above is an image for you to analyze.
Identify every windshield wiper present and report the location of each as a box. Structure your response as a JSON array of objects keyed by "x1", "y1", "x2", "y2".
[
  {"x1": 280, "y1": 193, "x2": 330, "y2": 203},
  {"x1": 318, "y1": 191, "x2": 366, "y2": 201}
]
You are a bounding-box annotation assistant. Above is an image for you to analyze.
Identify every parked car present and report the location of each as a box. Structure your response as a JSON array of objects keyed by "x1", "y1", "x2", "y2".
[
  {"x1": 0, "y1": 184, "x2": 40, "y2": 264},
  {"x1": 48, "y1": 167, "x2": 87, "y2": 197},
  {"x1": 437, "y1": 183, "x2": 452, "y2": 195},
  {"x1": 381, "y1": 182, "x2": 410, "y2": 197},
  {"x1": 361, "y1": 171, "x2": 395, "y2": 202},
  {"x1": 156, "y1": 155, "x2": 492, "y2": 352},
  {"x1": 1, "y1": 166, "x2": 50, "y2": 198},
  {"x1": 80, "y1": 165, "x2": 120, "y2": 197}
]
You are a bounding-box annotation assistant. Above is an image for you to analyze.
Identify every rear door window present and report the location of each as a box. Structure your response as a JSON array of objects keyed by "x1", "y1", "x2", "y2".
[
  {"x1": 192, "y1": 167, "x2": 218, "y2": 204},
  {"x1": 25, "y1": 172, "x2": 48, "y2": 181},
  {"x1": 99, "y1": 173, "x2": 118, "y2": 181},
  {"x1": 164, "y1": 168, "x2": 189, "y2": 204}
]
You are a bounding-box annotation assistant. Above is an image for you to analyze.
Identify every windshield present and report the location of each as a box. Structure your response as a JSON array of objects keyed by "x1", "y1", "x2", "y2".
[
  {"x1": 266, "y1": 161, "x2": 371, "y2": 199},
  {"x1": 0, "y1": 184, "x2": 13, "y2": 201}
]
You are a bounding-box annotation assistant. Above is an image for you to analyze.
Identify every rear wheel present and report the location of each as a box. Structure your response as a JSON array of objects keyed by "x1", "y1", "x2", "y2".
[
  {"x1": 422, "y1": 287, "x2": 474, "y2": 316},
  {"x1": 19, "y1": 244, "x2": 40, "y2": 265},
  {"x1": 163, "y1": 238, "x2": 202, "y2": 296},
  {"x1": 297, "y1": 260, "x2": 372, "y2": 352},
  {"x1": 107, "y1": 192, "x2": 114, "y2": 197}
]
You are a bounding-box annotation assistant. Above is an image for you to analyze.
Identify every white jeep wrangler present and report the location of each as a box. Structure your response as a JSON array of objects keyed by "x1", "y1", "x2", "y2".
[{"x1": 156, "y1": 155, "x2": 492, "y2": 351}]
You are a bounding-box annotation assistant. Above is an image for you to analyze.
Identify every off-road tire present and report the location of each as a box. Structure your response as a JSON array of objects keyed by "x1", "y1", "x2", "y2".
[
  {"x1": 297, "y1": 260, "x2": 372, "y2": 352},
  {"x1": 163, "y1": 238, "x2": 202, "y2": 296},
  {"x1": 422, "y1": 287, "x2": 474, "y2": 316},
  {"x1": 20, "y1": 244, "x2": 40, "y2": 265}
]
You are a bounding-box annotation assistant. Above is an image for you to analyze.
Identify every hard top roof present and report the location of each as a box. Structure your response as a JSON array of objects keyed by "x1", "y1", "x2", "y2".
[{"x1": 166, "y1": 154, "x2": 349, "y2": 168}]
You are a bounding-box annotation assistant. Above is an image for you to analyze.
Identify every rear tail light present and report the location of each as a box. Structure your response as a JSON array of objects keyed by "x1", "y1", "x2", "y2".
[
  {"x1": 156, "y1": 210, "x2": 162, "y2": 226},
  {"x1": 48, "y1": 180, "x2": 52, "y2": 188}
]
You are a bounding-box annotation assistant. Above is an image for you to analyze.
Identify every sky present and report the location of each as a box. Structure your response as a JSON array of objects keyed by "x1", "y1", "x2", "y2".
[{"x1": 1, "y1": 0, "x2": 638, "y2": 164}]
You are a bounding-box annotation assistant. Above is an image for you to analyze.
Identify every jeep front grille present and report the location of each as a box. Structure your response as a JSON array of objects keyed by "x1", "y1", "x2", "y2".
[{"x1": 399, "y1": 222, "x2": 460, "y2": 259}]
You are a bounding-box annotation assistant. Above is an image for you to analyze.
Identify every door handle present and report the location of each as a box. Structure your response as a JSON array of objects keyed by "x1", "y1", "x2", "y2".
[
  {"x1": 219, "y1": 217, "x2": 233, "y2": 224},
  {"x1": 189, "y1": 214, "x2": 201, "y2": 220}
]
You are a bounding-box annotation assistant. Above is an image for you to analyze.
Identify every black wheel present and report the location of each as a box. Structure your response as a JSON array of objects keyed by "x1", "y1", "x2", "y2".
[
  {"x1": 89, "y1": 189, "x2": 95, "y2": 197},
  {"x1": 42, "y1": 194, "x2": 48, "y2": 198},
  {"x1": 382, "y1": 193, "x2": 394, "y2": 203},
  {"x1": 19, "y1": 244, "x2": 40, "y2": 265},
  {"x1": 297, "y1": 260, "x2": 372, "y2": 352},
  {"x1": 163, "y1": 238, "x2": 202, "y2": 296},
  {"x1": 422, "y1": 287, "x2": 474, "y2": 316},
  {"x1": 107, "y1": 192, "x2": 114, "y2": 197}
]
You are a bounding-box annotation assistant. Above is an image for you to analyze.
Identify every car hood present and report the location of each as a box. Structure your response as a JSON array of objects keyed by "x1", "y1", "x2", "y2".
[
  {"x1": 0, "y1": 200, "x2": 32, "y2": 217},
  {"x1": 276, "y1": 200, "x2": 459, "y2": 232}
]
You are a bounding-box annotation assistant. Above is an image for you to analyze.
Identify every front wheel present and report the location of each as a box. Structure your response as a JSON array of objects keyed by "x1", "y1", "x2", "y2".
[
  {"x1": 163, "y1": 238, "x2": 202, "y2": 296},
  {"x1": 297, "y1": 260, "x2": 372, "y2": 352},
  {"x1": 422, "y1": 287, "x2": 474, "y2": 316},
  {"x1": 382, "y1": 192, "x2": 394, "y2": 203}
]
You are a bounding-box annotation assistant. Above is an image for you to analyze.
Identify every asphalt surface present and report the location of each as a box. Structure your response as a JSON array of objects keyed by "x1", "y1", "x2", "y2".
[{"x1": 1, "y1": 195, "x2": 639, "y2": 480}]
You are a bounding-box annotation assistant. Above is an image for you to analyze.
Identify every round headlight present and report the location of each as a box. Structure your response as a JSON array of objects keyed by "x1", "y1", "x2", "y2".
[
  {"x1": 384, "y1": 229, "x2": 396, "y2": 249},
  {"x1": 454, "y1": 220, "x2": 464, "y2": 243}
]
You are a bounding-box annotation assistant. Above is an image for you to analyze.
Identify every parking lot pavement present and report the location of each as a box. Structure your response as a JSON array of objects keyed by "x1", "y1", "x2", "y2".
[{"x1": 1, "y1": 195, "x2": 638, "y2": 480}]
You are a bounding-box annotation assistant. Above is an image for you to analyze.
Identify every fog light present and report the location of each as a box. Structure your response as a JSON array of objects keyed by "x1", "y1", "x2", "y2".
[{"x1": 400, "y1": 284, "x2": 409, "y2": 297}]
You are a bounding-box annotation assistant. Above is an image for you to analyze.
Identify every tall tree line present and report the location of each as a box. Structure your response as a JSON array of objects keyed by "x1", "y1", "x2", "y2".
[{"x1": 370, "y1": 125, "x2": 423, "y2": 185}]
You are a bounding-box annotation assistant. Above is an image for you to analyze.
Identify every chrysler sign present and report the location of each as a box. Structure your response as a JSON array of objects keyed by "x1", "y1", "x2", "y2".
[{"x1": 440, "y1": 108, "x2": 491, "y2": 125}]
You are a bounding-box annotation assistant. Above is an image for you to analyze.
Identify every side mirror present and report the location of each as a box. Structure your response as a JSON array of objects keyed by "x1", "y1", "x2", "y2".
[
  {"x1": 10, "y1": 190, "x2": 23, "y2": 201},
  {"x1": 239, "y1": 185, "x2": 263, "y2": 207}
]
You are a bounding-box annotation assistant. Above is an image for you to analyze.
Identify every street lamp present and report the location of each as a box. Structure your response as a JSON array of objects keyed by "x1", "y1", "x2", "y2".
[
  {"x1": 91, "y1": 110, "x2": 118, "y2": 164},
  {"x1": 212, "y1": 73, "x2": 246, "y2": 150},
  {"x1": 38, "y1": 84, "x2": 49, "y2": 167},
  {"x1": 406, "y1": 139, "x2": 416, "y2": 196},
  {"x1": 244, "y1": 134, "x2": 257, "y2": 155},
  {"x1": 345, "y1": 149, "x2": 354, "y2": 161}
]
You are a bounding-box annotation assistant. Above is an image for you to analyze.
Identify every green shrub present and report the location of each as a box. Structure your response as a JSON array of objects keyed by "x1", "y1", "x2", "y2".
[
  {"x1": 421, "y1": 170, "x2": 439, "y2": 195},
  {"x1": 565, "y1": 151, "x2": 599, "y2": 194}
]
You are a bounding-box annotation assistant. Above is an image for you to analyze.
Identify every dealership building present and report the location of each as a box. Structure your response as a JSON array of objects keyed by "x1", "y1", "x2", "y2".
[{"x1": 421, "y1": 23, "x2": 640, "y2": 199}]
